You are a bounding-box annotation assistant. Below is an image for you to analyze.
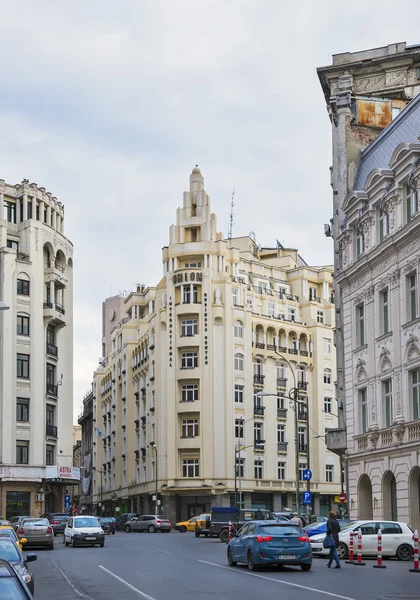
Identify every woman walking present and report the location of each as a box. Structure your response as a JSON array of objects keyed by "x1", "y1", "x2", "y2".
[{"x1": 326, "y1": 511, "x2": 341, "y2": 568}]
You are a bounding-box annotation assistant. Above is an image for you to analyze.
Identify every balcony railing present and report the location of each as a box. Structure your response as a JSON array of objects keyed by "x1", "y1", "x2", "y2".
[
  {"x1": 278, "y1": 346, "x2": 287, "y2": 353},
  {"x1": 55, "y1": 303, "x2": 65, "y2": 315},
  {"x1": 266, "y1": 344, "x2": 276, "y2": 351},
  {"x1": 298, "y1": 410, "x2": 308, "y2": 420},
  {"x1": 298, "y1": 381, "x2": 308, "y2": 391},
  {"x1": 253, "y1": 374, "x2": 265, "y2": 385},
  {"x1": 46, "y1": 424, "x2": 57, "y2": 437},
  {"x1": 300, "y1": 350, "x2": 309, "y2": 357},
  {"x1": 277, "y1": 408, "x2": 288, "y2": 419},
  {"x1": 46, "y1": 343, "x2": 58, "y2": 357},
  {"x1": 277, "y1": 442, "x2": 288, "y2": 452},
  {"x1": 253, "y1": 405, "x2": 265, "y2": 416},
  {"x1": 140, "y1": 447, "x2": 146, "y2": 458},
  {"x1": 254, "y1": 440, "x2": 265, "y2": 450},
  {"x1": 255, "y1": 342, "x2": 265, "y2": 349},
  {"x1": 141, "y1": 416, "x2": 146, "y2": 426},
  {"x1": 46, "y1": 383, "x2": 58, "y2": 397},
  {"x1": 277, "y1": 377, "x2": 287, "y2": 388},
  {"x1": 298, "y1": 443, "x2": 308, "y2": 453},
  {"x1": 43, "y1": 302, "x2": 53, "y2": 309},
  {"x1": 134, "y1": 419, "x2": 140, "y2": 429},
  {"x1": 288, "y1": 348, "x2": 298, "y2": 355}
]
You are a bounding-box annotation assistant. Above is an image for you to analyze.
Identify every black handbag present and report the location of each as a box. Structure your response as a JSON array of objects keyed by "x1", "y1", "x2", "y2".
[{"x1": 323, "y1": 535, "x2": 336, "y2": 549}]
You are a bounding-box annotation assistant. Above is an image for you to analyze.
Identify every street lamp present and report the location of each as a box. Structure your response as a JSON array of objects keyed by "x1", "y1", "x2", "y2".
[
  {"x1": 92, "y1": 468, "x2": 103, "y2": 515},
  {"x1": 150, "y1": 442, "x2": 158, "y2": 516},
  {"x1": 0, "y1": 302, "x2": 10, "y2": 311},
  {"x1": 234, "y1": 442, "x2": 265, "y2": 509}
]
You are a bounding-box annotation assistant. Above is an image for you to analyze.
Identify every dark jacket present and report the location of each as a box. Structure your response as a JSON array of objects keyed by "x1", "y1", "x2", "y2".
[{"x1": 327, "y1": 517, "x2": 341, "y2": 545}]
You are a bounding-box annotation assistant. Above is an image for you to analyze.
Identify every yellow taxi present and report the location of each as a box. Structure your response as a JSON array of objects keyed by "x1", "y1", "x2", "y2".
[
  {"x1": 175, "y1": 516, "x2": 199, "y2": 533},
  {"x1": 0, "y1": 526, "x2": 27, "y2": 551}
]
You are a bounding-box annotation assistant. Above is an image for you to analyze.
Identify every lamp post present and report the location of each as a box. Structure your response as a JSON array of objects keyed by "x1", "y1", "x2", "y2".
[
  {"x1": 92, "y1": 468, "x2": 103, "y2": 515},
  {"x1": 150, "y1": 442, "x2": 158, "y2": 516},
  {"x1": 235, "y1": 442, "x2": 264, "y2": 509},
  {"x1": 0, "y1": 302, "x2": 9, "y2": 519}
]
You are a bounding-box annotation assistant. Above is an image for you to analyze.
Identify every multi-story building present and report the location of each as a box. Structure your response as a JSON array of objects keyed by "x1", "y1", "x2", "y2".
[
  {"x1": 90, "y1": 168, "x2": 339, "y2": 523},
  {"x1": 78, "y1": 390, "x2": 94, "y2": 513},
  {"x1": 318, "y1": 42, "x2": 420, "y2": 526},
  {"x1": 0, "y1": 178, "x2": 77, "y2": 519}
]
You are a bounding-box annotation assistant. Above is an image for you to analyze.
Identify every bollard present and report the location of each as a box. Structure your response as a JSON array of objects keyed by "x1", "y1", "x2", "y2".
[
  {"x1": 409, "y1": 530, "x2": 420, "y2": 573},
  {"x1": 345, "y1": 531, "x2": 354, "y2": 564},
  {"x1": 373, "y1": 529, "x2": 386, "y2": 569},
  {"x1": 228, "y1": 521, "x2": 232, "y2": 542},
  {"x1": 353, "y1": 531, "x2": 366, "y2": 566}
]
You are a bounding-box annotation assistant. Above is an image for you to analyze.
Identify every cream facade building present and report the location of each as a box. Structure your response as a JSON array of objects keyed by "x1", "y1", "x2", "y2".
[
  {"x1": 0, "y1": 178, "x2": 76, "y2": 519},
  {"x1": 90, "y1": 168, "x2": 340, "y2": 523}
]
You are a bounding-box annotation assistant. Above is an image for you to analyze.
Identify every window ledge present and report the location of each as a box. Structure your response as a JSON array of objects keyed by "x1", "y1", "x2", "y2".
[
  {"x1": 402, "y1": 317, "x2": 420, "y2": 330},
  {"x1": 353, "y1": 344, "x2": 368, "y2": 354},
  {"x1": 375, "y1": 331, "x2": 393, "y2": 343}
]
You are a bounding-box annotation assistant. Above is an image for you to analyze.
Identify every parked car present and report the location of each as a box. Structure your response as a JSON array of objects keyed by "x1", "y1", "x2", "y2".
[
  {"x1": 9, "y1": 517, "x2": 32, "y2": 532},
  {"x1": 310, "y1": 520, "x2": 414, "y2": 560},
  {"x1": 99, "y1": 517, "x2": 116, "y2": 534},
  {"x1": 0, "y1": 559, "x2": 34, "y2": 599},
  {"x1": 194, "y1": 513, "x2": 211, "y2": 537},
  {"x1": 304, "y1": 519, "x2": 353, "y2": 538},
  {"x1": 63, "y1": 516, "x2": 105, "y2": 548},
  {"x1": 0, "y1": 539, "x2": 37, "y2": 595},
  {"x1": 0, "y1": 526, "x2": 27, "y2": 551},
  {"x1": 125, "y1": 515, "x2": 171, "y2": 533},
  {"x1": 42, "y1": 513, "x2": 70, "y2": 536},
  {"x1": 175, "y1": 516, "x2": 198, "y2": 533},
  {"x1": 17, "y1": 518, "x2": 54, "y2": 550},
  {"x1": 210, "y1": 507, "x2": 276, "y2": 543},
  {"x1": 115, "y1": 513, "x2": 139, "y2": 531},
  {"x1": 0, "y1": 520, "x2": 10, "y2": 527},
  {"x1": 227, "y1": 520, "x2": 312, "y2": 571}
]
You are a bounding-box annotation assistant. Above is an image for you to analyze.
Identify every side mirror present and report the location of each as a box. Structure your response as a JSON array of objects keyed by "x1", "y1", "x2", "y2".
[
  {"x1": 20, "y1": 538, "x2": 27, "y2": 545},
  {"x1": 25, "y1": 553, "x2": 37, "y2": 563}
]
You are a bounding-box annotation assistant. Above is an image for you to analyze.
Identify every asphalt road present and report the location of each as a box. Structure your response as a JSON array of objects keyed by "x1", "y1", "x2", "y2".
[{"x1": 29, "y1": 531, "x2": 419, "y2": 600}]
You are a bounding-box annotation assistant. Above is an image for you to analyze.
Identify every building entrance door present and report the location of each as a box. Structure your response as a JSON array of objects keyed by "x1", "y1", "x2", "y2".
[
  {"x1": 187, "y1": 504, "x2": 205, "y2": 519},
  {"x1": 6, "y1": 492, "x2": 30, "y2": 520}
]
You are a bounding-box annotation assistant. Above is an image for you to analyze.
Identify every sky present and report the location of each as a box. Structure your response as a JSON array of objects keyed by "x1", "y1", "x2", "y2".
[{"x1": 0, "y1": 0, "x2": 419, "y2": 422}]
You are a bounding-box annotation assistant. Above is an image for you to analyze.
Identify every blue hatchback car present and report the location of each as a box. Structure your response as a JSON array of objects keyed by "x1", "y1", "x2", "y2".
[{"x1": 227, "y1": 520, "x2": 312, "y2": 571}]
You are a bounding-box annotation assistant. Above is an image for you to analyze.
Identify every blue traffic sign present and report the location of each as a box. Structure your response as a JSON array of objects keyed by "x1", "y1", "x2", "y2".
[
  {"x1": 302, "y1": 469, "x2": 313, "y2": 481},
  {"x1": 64, "y1": 494, "x2": 71, "y2": 508},
  {"x1": 302, "y1": 491, "x2": 312, "y2": 505}
]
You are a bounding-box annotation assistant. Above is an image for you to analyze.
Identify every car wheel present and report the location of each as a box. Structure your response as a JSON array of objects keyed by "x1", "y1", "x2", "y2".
[
  {"x1": 179, "y1": 525, "x2": 187, "y2": 533},
  {"x1": 48, "y1": 544, "x2": 54, "y2": 551},
  {"x1": 100, "y1": 542, "x2": 104, "y2": 547},
  {"x1": 112, "y1": 531, "x2": 115, "y2": 535},
  {"x1": 301, "y1": 563, "x2": 311, "y2": 571},
  {"x1": 71, "y1": 537, "x2": 77, "y2": 548},
  {"x1": 219, "y1": 529, "x2": 229, "y2": 544},
  {"x1": 227, "y1": 547, "x2": 237, "y2": 567},
  {"x1": 148, "y1": 525, "x2": 156, "y2": 533},
  {"x1": 125, "y1": 525, "x2": 132, "y2": 533},
  {"x1": 247, "y1": 550, "x2": 258, "y2": 571},
  {"x1": 337, "y1": 542, "x2": 348, "y2": 559},
  {"x1": 396, "y1": 544, "x2": 413, "y2": 561}
]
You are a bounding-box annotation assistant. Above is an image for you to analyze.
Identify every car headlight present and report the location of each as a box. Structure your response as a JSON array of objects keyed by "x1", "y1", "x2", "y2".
[{"x1": 23, "y1": 574, "x2": 32, "y2": 583}]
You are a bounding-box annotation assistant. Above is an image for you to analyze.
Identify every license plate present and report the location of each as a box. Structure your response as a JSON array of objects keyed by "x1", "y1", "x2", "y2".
[
  {"x1": 85, "y1": 537, "x2": 95, "y2": 540},
  {"x1": 279, "y1": 554, "x2": 296, "y2": 560}
]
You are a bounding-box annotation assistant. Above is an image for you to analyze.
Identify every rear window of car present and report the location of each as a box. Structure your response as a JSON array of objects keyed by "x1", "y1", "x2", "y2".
[
  {"x1": 0, "y1": 541, "x2": 20, "y2": 562},
  {"x1": 259, "y1": 525, "x2": 301, "y2": 535},
  {"x1": 74, "y1": 518, "x2": 100, "y2": 528},
  {"x1": 54, "y1": 516, "x2": 70, "y2": 522},
  {"x1": 23, "y1": 519, "x2": 49, "y2": 526}
]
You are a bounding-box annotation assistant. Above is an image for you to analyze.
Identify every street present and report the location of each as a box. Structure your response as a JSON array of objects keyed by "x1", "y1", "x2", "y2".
[{"x1": 30, "y1": 531, "x2": 419, "y2": 600}]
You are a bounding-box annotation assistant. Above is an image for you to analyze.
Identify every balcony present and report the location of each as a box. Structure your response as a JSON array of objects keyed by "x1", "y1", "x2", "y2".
[
  {"x1": 141, "y1": 416, "x2": 146, "y2": 426},
  {"x1": 134, "y1": 391, "x2": 140, "y2": 401},
  {"x1": 46, "y1": 424, "x2": 57, "y2": 437},
  {"x1": 43, "y1": 302, "x2": 53, "y2": 309},
  {"x1": 255, "y1": 342, "x2": 265, "y2": 349},
  {"x1": 46, "y1": 383, "x2": 58, "y2": 397},
  {"x1": 46, "y1": 343, "x2": 58, "y2": 357},
  {"x1": 309, "y1": 295, "x2": 321, "y2": 303},
  {"x1": 266, "y1": 344, "x2": 276, "y2": 351},
  {"x1": 122, "y1": 396, "x2": 126, "y2": 403},
  {"x1": 278, "y1": 346, "x2": 287, "y2": 353},
  {"x1": 300, "y1": 350, "x2": 309, "y2": 357},
  {"x1": 298, "y1": 443, "x2": 308, "y2": 453},
  {"x1": 55, "y1": 303, "x2": 65, "y2": 315},
  {"x1": 253, "y1": 405, "x2": 265, "y2": 416},
  {"x1": 277, "y1": 408, "x2": 288, "y2": 419},
  {"x1": 277, "y1": 442, "x2": 288, "y2": 452},
  {"x1": 298, "y1": 381, "x2": 308, "y2": 391},
  {"x1": 254, "y1": 440, "x2": 265, "y2": 450},
  {"x1": 253, "y1": 374, "x2": 265, "y2": 385},
  {"x1": 135, "y1": 450, "x2": 140, "y2": 459},
  {"x1": 140, "y1": 447, "x2": 146, "y2": 458},
  {"x1": 277, "y1": 377, "x2": 287, "y2": 388},
  {"x1": 298, "y1": 409, "x2": 308, "y2": 421},
  {"x1": 134, "y1": 419, "x2": 140, "y2": 429},
  {"x1": 288, "y1": 348, "x2": 298, "y2": 355}
]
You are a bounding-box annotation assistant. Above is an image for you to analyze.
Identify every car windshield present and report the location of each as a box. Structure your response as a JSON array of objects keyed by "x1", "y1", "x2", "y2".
[
  {"x1": 24, "y1": 519, "x2": 49, "y2": 526},
  {"x1": 259, "y1": 525, "x2": 301, "y2": 535},
  {"x1": 0, "y1": 542, "x2": 20, "y2": 563},
  {"x1": 74, "y1": 518, "x2": 100, "y2": 528},
  {"x1": 0, "y1": 578, "x2": 27, "y2": 599},
  {"x1": 100, "y1": 518, "x2": 113, "y2": 522}
]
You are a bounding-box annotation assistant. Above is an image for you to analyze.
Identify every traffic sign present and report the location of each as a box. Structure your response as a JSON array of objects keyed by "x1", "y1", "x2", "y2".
[
  {"x1": 339, "y1": 492, "x2": 347, "y2": 503},
  {"x1": 115, "y1": 507, "x2": 120, "y2": 512},
  {"x1": 64, "y1": 494, "x2": 71, "y2": 508},
  {"x1": 302, "y1": 491, "x2": 312, "y2": 505},
  {"x1": 302, "y1": 469, "x2": 312, "y2": 481}
]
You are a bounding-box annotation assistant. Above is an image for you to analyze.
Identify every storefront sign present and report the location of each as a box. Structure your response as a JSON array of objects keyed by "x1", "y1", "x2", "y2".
[
  {"x1": 173, "y1": 271, "x2": 202, "y2": 284},
  {"x1": 45, "y1": 466, "x2": 81, "y2": 481}
]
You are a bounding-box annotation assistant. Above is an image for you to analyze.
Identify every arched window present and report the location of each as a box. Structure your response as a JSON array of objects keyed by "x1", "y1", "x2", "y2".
[
  {"x1": 234, "y1": 353, "x2": 244, "y2": 371},
  {"x1": 324, "y1": 368, "x2": 332, "y2": 385},
  {"x1": 234, "y1": 320, "x2": 244, "y2": 338}
]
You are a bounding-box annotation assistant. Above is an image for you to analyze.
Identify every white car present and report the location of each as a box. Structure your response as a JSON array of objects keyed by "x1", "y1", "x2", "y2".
[
  {"x1": 63, "y1": 516, "x2": 105, "y2": 548},
  {"x1": 310, "y1": 520, "x2": 413, "y2": 561}
]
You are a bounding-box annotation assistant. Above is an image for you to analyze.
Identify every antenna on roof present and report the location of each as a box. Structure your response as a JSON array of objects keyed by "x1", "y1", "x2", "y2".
[{"x1": 228, "y1": 188, "x2": 235, "y2": 248}]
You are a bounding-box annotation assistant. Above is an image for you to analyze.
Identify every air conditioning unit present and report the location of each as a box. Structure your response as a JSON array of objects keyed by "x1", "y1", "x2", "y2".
[{"x1": 36, "y1": 493, "x2": 44, "y2": 502}]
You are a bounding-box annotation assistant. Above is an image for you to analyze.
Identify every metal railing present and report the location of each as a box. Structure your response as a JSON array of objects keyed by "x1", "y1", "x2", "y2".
[
  {"x1": 46, "y1": 383, "x2": 58, "y2": 396},
  {"x1": 46, "y1": 424, "x2": 57, "y2": 437},
  {"x1": 253, "y1": 405, "x2": 265, "y2": 416},
  {"x1": 277, "y1": 442, "x2": 288, "y2": 452},
  {"x1": 253, "y1": 374, "x2": 265, "y2": 385},
  {"x1": 46, "y1": 343, "x2": 58, "y2": 357}
]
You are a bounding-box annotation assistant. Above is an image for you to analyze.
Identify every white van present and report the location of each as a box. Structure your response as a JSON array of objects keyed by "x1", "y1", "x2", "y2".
[{"x1": 63, "y1": 516, "x2": 105, "y2": 548}]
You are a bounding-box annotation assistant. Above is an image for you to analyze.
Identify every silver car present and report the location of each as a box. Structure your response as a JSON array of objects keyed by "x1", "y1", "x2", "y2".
[
  {"x1": 9, "y1": 516, "x2": 32, "y2": 532},
  {"x1": 17, "y1": 518, "x2": 54, "y2": 550},
  {"x1": 124, "y1": 515, "x2": 171, "y2": 533}
]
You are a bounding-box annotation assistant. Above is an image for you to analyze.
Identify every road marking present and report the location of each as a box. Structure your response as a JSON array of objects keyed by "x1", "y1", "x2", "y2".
[
  {"x1": 53, "y1": 562, "x2": 94, "y2": 599},
  {"x1": 99, "y1": 565, "x2": 158, "y2": 600},
  {"x1": 198, "y1": 560, "x2": 357, "y2": 600},
  {"x1": 155, "y1": 549, "x2": 170, "y2": 554}
]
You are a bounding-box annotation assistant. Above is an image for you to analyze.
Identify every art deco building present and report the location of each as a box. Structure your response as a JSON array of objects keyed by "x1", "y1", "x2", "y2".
[
  {"x1": 0, "y1": 178, "x2": 76, "y2": 519},
  {"x1": 89, "y1": 168, "x2": 339, "y2": 523}
]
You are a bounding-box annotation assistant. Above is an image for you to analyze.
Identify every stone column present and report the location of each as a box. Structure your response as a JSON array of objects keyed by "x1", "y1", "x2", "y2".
[
  {"x1": 52, "y1": 210, "x2": 56, "y2": 230},
  {"x1": 22, "y1": 194, "x2": 28, "y2": 221},
  {"x1": 38, "y1": 199, "x2": 45, "y2": 222}
]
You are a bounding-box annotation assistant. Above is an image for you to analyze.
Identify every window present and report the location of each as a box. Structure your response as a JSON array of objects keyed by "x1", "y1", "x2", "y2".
[
  {"x1": 181, "y1": 319, "x2": 198, "y2": 337},
  {"x1": 325, "y1": 465, "x2": 334, "y2": 483},
  {"x1": 288, "y1": 308, "x2": 296, "y2": 322},
  {"x1": 184, "y1": 261, "x2": 201, "y2": 268},
  {"x1": 277, "y1": 424, "x2": 285, "y2": 443},
  {"x1": 7, "y1": 239, "x2": 19, "y2": 250},
  {"x1": 182, "y1": 286, "x2": 198, "y2": 303},
  {"x1": 17, "y1": 354, "x2": 30, "y2": 379},
  {"x1": 28, "y1": 200, "x2": 33, "y2": 219},
  {"x1": 17, "y1": 315, "x2": 30, "y2": 336},
  {"x1": 406, "y1": 183, "x2": 418, "y2": 222},
  {"x1": 323, "y1": 338, "x2": 331, "y2": 355},
  {"x1": 246, "y1": 297, "x2": 254, "y2": 310},
  {"x1": 254, "y1": 422, "x2": 264, "y2": 444},
  {"x1": 309, "y1": 287, "x2": 317, "y2": 301},
  {"x1": 47, "y1": 325, "x2": 55, "y2": 346},
  {"x1": 234, "y1": 353, "x2": 244, "y2": 371},
  {"x1": 235, "y1": 418, "x2": 244, "y2": 439},
  {"x1": 234, "y1": 320, "x2": 244, "y2": 338},
  {"x1": 324, "y1": 397, "x2": 332, "y2": 413},
  {"x1": 299, "y1": 463, "x2": 307, "y2": 481},
  {"x1": 17, "y1": 279, "x2": 30, "y2": 296},
  {"x1": 277, "y1": 363, "x2": 286, "y2": 381},
  {"x1": 232, "y1": 289, "x2": 239, "y2": 306},
  {"x1": 182, "y1": 458, "x2": 199, "y2": 478},
  {"x1": 257, "y1": 281, "x2": 267, "y2": 294},
  {"x1": 277, "y1": 394, "x2": 285, "y2": 410},
  {"x1": 3, "y1": 200, "x2": 16, "y2": 223},
  {"x1": 379, "y1": 209, "x2": 390, "y2": 242},
  {"x1": 181, "y1": 384, "x2": 198, "y2": 402},
  {"x1": 181, "y1": 419, "x2": 199, "y2": 438},
  {"x1": 254, "y1": 460, "x2": 263, "y2": 479},
  {"x1": 407, "y1": 273, "x2": 418, "y2": 322},
  {"x1": 46, "y1": 405, "x2": 55, "y2": 426},
  {"x1": 16, "y1": 398, "x2": 29, "y2": 422},
  {"x1": 46, "y1": 363, "x2": 56, "y2": 385},
  {"x1": 235, "y1": 457, "x2": 245, "y2": 478},
  {"x1": 46, "y1": 444, "x2": 55, "y2": 466},
  {"x1": 410, "y1": 368, "x2": 420, "y2": 421},
  {"x1": 324, "y1": 369, "x2": 332, "y2": 385},
  {"x1": 359, "y1": 388, "x2": 368, "y2": 433},
  {"x1": 380, "y1": 289, "x2": 390, "y2": 334},
  {"x1": 278, "y1": 461, "x2": 286, "y2": 480},
  {"x1": 298, "y1": 426, "x2": 306, "y2": 449},
  {"x1": 382, "y1": 379, "x2": 393, "y2": 427},
  {"x1": 356, "y1": 304, "x2": 365, "y2": 347},
  {"x1": 317, "y1": 310, "x2": 324, "y2": 324},
  {"x1": 268, "y1": 302, "x2": 275, "y2": 318},
  {"x1": 16, "y1": 441, "x2": 29, "y2": 464},
  {"x1": 181, "y1": 352, "x2": 198, "y2": 369},
  {"x1": 234, "y1": 384, "x2": 244, "y2": 403},
  {"x1": 356, "y1": 229, "x2": 365, "y2": 258}
]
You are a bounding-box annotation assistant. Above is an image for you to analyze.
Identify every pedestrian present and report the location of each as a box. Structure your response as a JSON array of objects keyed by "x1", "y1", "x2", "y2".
[
  {"x1": 326, "y1": 510, "x2": 341, "y2": 569},
  {"x1": 290, "y1": 513, "x2": 303, "y2": 527}
]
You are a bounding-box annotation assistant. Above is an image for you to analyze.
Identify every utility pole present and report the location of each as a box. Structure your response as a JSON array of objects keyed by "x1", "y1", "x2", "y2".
[{"x1": 150, "y1": 442, "x2": 158, "y2": 516}]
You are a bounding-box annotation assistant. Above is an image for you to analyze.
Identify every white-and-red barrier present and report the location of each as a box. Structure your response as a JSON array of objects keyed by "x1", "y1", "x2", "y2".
[
  {"x1": 373, "y1": 529, "x2": 386, "y2": 569},
  {"x1": 353, "y1": 531, "x2": 365, "y2": 566},
  {"x1": 228, "y1": 521, "x2": 233, "y2": 542},
  {"x1": 345, "y1": 531, "x2": 354, "y2": 564},
  {"x1": 409, "y1": 530, "x2": 419, "y2": 573}
]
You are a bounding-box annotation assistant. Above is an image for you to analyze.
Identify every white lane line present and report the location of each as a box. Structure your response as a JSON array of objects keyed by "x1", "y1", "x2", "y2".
[
  {"x1": 53, "y1": 562, "x2": 94, "y2": 599},
  {"x1": 99, "y1": 565, "x2": 158, "y2": 600},
  {"x1": 155, "y1": 549, "x2": 170, "y2": 554},
  {"x1": 198, "y1": 560, "x2": 357, "y2": 600}
]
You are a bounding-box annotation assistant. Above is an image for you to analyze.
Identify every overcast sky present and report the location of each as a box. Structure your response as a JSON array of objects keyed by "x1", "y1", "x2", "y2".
[{"x1": 0, "y1": 1, "x2": 419, "y2": 421}]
